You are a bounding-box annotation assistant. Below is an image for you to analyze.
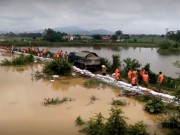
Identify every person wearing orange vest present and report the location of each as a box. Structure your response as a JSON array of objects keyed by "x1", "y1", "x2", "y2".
[
  {"x1": 142, "y1": 72, "x2": 149, "y2": 88},
  {"x1": 138, "y1": 68, "x2": 145, "y2": 84},
  {"x1": 131, "y1": 74, "x2": 138, "y2": 86},
  {"x1": 157, "y1": 71, "x2": 164, "y2": 91},
  {"x1": 127, "y1": 69, "x2": 133, "y2": 83},
  {"x1": 132, "y1": 69, "x2": 137, "y2": 77},
  {"x1": 115, "y1": 68, "x2": 120, "y2": 81}
]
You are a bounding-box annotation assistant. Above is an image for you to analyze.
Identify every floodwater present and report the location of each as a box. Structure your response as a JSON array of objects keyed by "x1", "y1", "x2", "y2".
[
  {"x1": 39, "y1": 46, "x2": 180, "y2": 78},
  {"x1": 0, "y1": 52, "x2": 169, "y2": 135}
]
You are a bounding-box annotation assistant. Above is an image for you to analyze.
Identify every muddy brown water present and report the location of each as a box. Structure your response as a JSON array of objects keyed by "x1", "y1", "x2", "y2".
[{"x1": 0, "y1": 53, "x2": 169, "y2": 135}]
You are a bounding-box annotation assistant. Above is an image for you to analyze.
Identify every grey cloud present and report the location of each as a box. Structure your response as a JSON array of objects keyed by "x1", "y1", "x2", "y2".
[{"x1": 0, "y1": 0, "x2": 180, "y2": 34}]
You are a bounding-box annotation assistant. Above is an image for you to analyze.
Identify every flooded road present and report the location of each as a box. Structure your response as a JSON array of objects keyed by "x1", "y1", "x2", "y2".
[{"x1": 0, "y1": 53, "x2": 168, "y2": 135}]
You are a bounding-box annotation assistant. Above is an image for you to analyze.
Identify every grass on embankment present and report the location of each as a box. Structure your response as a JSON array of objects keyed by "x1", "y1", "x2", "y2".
[{"x1": 1, "y1": 54, "x2": 34, "y2": 66}]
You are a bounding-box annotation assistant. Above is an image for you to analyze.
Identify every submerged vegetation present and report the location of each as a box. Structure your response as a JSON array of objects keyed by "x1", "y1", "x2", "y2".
[
  {"x1": 77, "y1": 107, "x2": 149, "y2": 135},
  {"x1": 111, "y1": 99, "x2": 127, "y2": 106},
  {"x1": 135, "y1": 94, "x2": 153, "y2": 102},
  {"x1": 1, "y1": 54, "x2": 34, "y2": 66},
  {"x1": 76, "y1": 116, "x2": 85, "y2": 126},
  {"x1": 90, "y1": 95, "x2": 99, "y2": 102},
  {"x1": 43, "y1": 97, "x2": 74, "y2": 105},
  {"x1": 83, "y1": 78, "x2": 104, "y2": 88}
]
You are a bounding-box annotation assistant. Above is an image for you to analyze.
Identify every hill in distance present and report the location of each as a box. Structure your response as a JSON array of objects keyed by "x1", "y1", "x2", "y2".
[
  {"x1": 33, "y1": 26, "x2": 114, "y2": 35},
  {"x1": 0, "y1": 26, "x2": 114, "y2": 35}
]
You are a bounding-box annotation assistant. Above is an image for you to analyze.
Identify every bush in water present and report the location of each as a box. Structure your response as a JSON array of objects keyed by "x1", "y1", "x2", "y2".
[
  {"x1": 75, "y1": 116, "x2": 85, "y2": 126},
  {"x1": 43, "y1": 58, "x2": 72, "y2": 76},
  {"x1": 111, "y1": 99, "x2": 126, "y2": 106},
  {"x1": 43, "y1": 97, "x2": 74, "y2": 105},
  {"x1": 145, "y1": 98, "x2": 165, "y2": 114},
  {"x1": 127, "y1": 121, "x2": 149, "y2": 135},
  {"x1": 83, "y1": 78, "x2": 103, "y2": 88},
  {"x1": 77, "y1": 107, "x2": 149, "y2": 135},
  {"x1": 80, "y1": 113, "x2": 105, "y2": 135},
  {"x1": 160, "y1": 114, "x2": 180, "y2": 135}
]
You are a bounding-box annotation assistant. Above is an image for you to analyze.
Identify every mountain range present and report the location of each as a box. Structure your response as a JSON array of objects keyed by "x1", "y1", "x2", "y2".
[
  {"x1": 53, "y1": 26, "x2": 114, "y2": 35},
  {"x1": 0, "y1": 26, "x2": 114, "y2": 35}
]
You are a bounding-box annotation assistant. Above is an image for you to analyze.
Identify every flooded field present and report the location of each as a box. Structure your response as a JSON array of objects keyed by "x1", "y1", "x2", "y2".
[{"x1": 0, "y1": 53, "x2": 169, "y2": 135}]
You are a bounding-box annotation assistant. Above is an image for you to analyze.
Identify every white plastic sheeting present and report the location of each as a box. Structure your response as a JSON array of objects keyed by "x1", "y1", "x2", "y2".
[{"x1": 72, "y1": 66, "x2": 177, "y2": 102}]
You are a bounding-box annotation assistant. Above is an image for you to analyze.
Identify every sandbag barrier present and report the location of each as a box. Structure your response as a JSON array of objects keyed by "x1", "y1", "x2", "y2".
[{"x1": 72, "y1": 66, "x2": 179, "y2": 104}]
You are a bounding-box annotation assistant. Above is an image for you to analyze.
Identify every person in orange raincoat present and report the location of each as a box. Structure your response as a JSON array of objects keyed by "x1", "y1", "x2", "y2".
[
  {"x1": 131, "y1": 74, "x2": 138, "y2": 86},
  {"x1": 127, "y1": 69, "x2": 133, "y2": 83},
  {"x1": 157, "y1": 71, "x2": 164, "y2": 91},
  {"x1": 138, "y1": 68, "x2": 145, "y2": 84},
  {"x1": 142, "y1": 72, "x2": 149, "y2": 88},
  {"x1": 115, "y1": 68, "x2": 120, "y2": 81}
]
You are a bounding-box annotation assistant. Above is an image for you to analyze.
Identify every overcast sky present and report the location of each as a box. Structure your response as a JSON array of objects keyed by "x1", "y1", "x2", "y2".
[{"x1": 0, "y1": 0, "x2": 180, "y2": 34}]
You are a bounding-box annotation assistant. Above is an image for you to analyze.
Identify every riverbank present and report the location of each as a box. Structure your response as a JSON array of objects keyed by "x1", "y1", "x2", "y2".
[{"x1": 0, "y1": 40, "x2": 158, "y2": 47}]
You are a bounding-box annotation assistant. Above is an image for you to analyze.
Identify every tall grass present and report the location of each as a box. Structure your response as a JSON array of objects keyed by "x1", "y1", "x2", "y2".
[{"x1": 1, "y1": 54, "x2": 34, "y2": 66}]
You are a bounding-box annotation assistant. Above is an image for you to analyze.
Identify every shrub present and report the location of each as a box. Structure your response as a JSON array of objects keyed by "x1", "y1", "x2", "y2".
[
  {"x1": 81, "y1": 113, "x2": 106, "y2": 135},
  {"x1": 159, "y1": 41, "x2": 172, "y2": 49},
  {"x1": 127, "y1": 121, "x2": 149, "y2": 135},
  {"x1": 76, "y1": 116, "x2": 85, "y2": 126},
  {"x1": 43, "y1": 58, "x2": 72, "y2": 76},
  {"x1": 160, "y1": 114, "x2": 180, "y2": 129},
  {"x1": 145, "y1": 98, "x2": 165, "y2": 114},
  {"x1": 77, "y1": 107, "x2": 149, "y2": 135},
  {"x1": 105, "y1": 108, "x2": 127, "y2": 135},
  {"x1": 123, "y1": 57, "x2": 141, "y2": 72},
  {"x1": 111, "y1": 55, "x2": 121, "y2": 72},
  {"x1": 160, "y1": 113, "x2": 180, "y2": 135},
  {"x1": 111, "y1": 99, "x2": 126, "y2": 106}
]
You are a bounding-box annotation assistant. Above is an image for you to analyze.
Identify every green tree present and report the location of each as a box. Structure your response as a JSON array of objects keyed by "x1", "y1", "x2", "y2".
[
  {"x1": 111, "y1": 55, "x2": 121, "y2": 72},
  {"x1": 111, "y1": 35, "x2": 118, "y2": 42},
  {"x1": 115, "y1": 30, "x2": 123, "y2": 36},
  {"x1": 92, "y1": 34, "x2": 102, "y2": 40},
  {"x1": 123, "y1": 57, "x2": 141, "y2": 72},
  {"x1": 43, "y1": 28, "x2": 65, "y2": 42},
  {"x1": 173, "y1": 60, "x2": 180, "y2": 99},
  {"x1": 105, "y1": 108, "x2": 127, "y2": 135},
  {"x1": 82, "y1": 113, "x2": 105, "y2": 135}
]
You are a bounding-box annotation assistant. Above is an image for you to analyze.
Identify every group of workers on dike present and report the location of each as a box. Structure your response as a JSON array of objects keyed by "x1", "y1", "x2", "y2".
[
  {"x1": 101, "y1": 65, "x2": 165, "y2": 92},
  {"x1": 0, "y1": 46, "x2": 69, "y2": 60}
]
